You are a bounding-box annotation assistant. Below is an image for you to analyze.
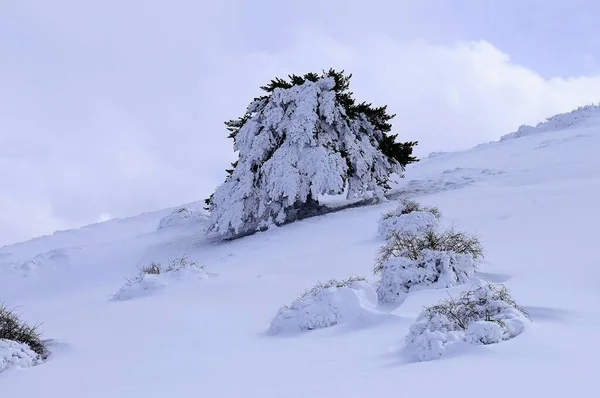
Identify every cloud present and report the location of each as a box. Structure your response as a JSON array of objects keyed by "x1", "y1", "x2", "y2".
[{"x1": 1, "y1": 3, "x2": 599, "y2": 246}]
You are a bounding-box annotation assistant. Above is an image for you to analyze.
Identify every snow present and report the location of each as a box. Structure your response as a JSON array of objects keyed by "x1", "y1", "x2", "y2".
[
  {"x1": 376, "y1": 249, "x2": 477, "y2": 304},
  {"x1": 377, "y1": 209, "x2": 439, "y2": 239},
  {"x1": 404, "y1": 284, "x2": 529, "y2": 361},
  {"x1": 0, "y1": 340, "x2": 41, "y2": 373},
  {"x1": 269, "y1": 278, "x2": 383, "y2": 334},
  {"x1": 2, "y1": 106, "x2": 600, "y2": 395},
  {"x1": 111, "y1": 258, "x2": 210, "y2": 301},
  {"x1": 207, "y1": 74, "x2": 405, "y2": 238},
  {"x1": 156, "y1": 206, "x2": 208, "y2": 231},
  {"x1": 500, "y1": 104, "x2": 600, "y2": 141}
]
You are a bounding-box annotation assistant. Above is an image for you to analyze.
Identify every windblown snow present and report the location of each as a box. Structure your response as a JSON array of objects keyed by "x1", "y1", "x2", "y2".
[{"x1": 2, "y1": 105, "x2": 600, "y2": 396}]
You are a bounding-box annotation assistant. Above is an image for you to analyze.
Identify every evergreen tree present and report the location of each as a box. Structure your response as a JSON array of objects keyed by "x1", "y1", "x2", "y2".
[{"x1": 206, "y1": 69, "x2": 418, "y2": 238}]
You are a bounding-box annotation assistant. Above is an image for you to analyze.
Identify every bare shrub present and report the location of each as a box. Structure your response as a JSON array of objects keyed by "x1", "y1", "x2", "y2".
[
  {"x1": 138, "y1": 261, "x2": 163, "y2": 275},
  {"x1": 164, "y1": 255, "x2": 203, "y2": 272},
  {"x1": 136, "y1": 255, "x2": 203, "y2": 277}
]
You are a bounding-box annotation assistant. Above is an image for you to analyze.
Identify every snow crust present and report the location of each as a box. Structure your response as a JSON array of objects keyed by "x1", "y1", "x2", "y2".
[{"x1": 0, "y1": 339, "x2": 41, "y2": 373}]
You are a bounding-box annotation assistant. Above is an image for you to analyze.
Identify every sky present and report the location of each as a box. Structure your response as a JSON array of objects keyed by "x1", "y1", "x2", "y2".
[{"x1": 1, "y1": 0, "x2": 600, "y2": 246}]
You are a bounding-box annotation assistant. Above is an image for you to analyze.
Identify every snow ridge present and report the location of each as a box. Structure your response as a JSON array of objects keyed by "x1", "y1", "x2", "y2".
[{"x1": 500, "y1": 104, "x2": 600, "y2": 141}]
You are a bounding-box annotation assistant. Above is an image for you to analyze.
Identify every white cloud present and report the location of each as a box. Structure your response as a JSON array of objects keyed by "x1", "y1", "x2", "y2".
[{"x1": 1, "y1": 6, "x2": 600, "y2": 245}]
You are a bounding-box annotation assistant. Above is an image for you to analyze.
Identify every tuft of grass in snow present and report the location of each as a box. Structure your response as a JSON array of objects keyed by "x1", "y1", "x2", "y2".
[
  {"x1": 138, "y1": 261, "x2": 163, "y2": 275},
  {"x1": 374, "y1": 228, "x2": 483, "y2": 274},
  {"x1": 164, "y1": 255, "x2": 203, "y2": 272},
  {"x1": 0, "y1": 304, "x2": 48, "y2": 359},
  {"x1": 114, "y1": 255, "x2": 207, "y2": 302},
  {"x1": 133, "y1": 255, "x2": 203, "y2": 280}
]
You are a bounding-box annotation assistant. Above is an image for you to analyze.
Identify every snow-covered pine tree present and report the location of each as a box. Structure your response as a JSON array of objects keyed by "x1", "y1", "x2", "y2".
[{"x1": 206, "y1": 69, "x2": 418, "y2": 239}]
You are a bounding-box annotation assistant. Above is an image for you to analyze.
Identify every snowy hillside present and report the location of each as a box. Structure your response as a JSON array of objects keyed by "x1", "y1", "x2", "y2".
[{"x1": 2, "y1": 106, "x2": 600, "y2": 396}]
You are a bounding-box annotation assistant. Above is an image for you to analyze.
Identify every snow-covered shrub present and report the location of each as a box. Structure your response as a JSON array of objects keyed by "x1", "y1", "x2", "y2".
[
  {"x1": 0, "y1": 339, "x2": 42, "y2": 373},
  {"x1": 206, "y1": 70, "x2": 418, "y2": 239},
  {"x1": 269, "y1": 276, "x2": 379, "y2": 335},
  {"x1": 378, "y1": 199, "x2": 441, "y2": 239},
  {"x1": 157, "y1": 207, "x2": 207, "y2": 231},
  {"x1": 111, "y1": 256, "x2": 208, "y2": 301},
  {"x1": 405, "y1": 284, "x2": 529, "y2": 361},
  {"x1": 500, "y1": 104, "x2": 600, "y2": 141},
  {"x1": 0, "y1": 304, "x2": 47, "y2": 372},
  {"x1": 376, "y1": 249, "x2": 477, "y2": 304},
  {"x1": 374, "y1": 229, "x2": 483, "y2": 303},
  {"x1": 375, "y1": 228, "x2": 483, "y2": 273}
]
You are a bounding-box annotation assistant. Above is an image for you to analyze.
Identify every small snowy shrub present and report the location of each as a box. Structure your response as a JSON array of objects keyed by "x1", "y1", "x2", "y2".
[
  {"x1": 397, "y1": 198, "x2": 441, "y2": 218},
  {"x1": 0, "y1": 304, "x2": 48, "y2": 371},
  {"x1": 112, "y1": 256, "x2": 207, "y2": 301},
  {"x1": 376, "y1": 249, "x2": 477, "y2": 304},
  {"x1": 405, "y1": 284, "x2": 529, "y2": 361},
  {"x1": 375, "y1": 228, "x2": 483, "y2": 273},
  {"x1": 269, "y1": 276, "x2": 379, "y2": 334},
  {"x1": 378, "y1": 210, "x2": 440, "y2": 240},
  {"x1": 0, "y1": 339, "x2": 42, "y2": 373},
  {"x1": 374, "y1": 229, "x2": 483, "y2": 303}
]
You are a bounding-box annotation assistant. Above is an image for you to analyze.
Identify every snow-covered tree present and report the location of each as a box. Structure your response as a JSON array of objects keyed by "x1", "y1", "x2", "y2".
[{"x1": 206, "y1": 69, "x2": 418, "y2": 238}]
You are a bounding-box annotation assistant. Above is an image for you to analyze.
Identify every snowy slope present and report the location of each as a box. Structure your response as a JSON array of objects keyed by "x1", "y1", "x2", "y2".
[{"x1": 2, "y1": 107, "x2": 600, "y2": 396}]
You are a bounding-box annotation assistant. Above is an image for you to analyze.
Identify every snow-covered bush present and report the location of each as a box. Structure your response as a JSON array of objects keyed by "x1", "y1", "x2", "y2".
[
  {"x1": 375, "y1": 228, "x2": 483, "y2": 273},
  {"x1": 378, "y1": 199, "x2": 441, "y2": 239},
  {"x1": 405, "y1": 284, "x2": 529, "y2": 361},
  {"x1": 500, "y1": 103, "x2": 600, "y2": 141},
  {"x1": 111, "y1": 256, "x2": 208, "y2": 301},
  {"x1": 269, "y1": 276, "x2": 380, "y2": 335},
  {"x1": 0, "y1": 304, "x2": 47, "y2": 372},
  {"x1": 206, "y1": 70, "x2": 418, "y2": 239},
  {"x1": 374, "y1": 229, "x2": 483, "y2": 303},
  {"x1": 0, "y1": 339, "x2": 42, "y2": 373},
  {"x1": 157, "y1": 207, "x2": 207, "y2": 231},
  {"x1": 376, "y1": 249, "x2": 477, "y2": 304}
]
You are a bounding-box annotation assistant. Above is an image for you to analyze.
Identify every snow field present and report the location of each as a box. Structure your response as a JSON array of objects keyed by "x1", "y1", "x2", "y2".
[{"x1": 2, "y1": 105, "x2": 600, "y2": 395}]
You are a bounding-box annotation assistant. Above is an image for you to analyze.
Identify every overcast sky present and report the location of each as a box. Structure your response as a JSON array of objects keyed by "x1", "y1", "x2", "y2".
[{"x1": 1, "y1": 0, "x2": 600, "y2": 246}]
